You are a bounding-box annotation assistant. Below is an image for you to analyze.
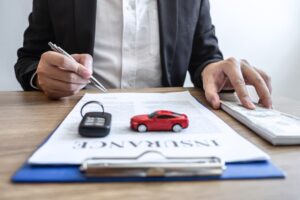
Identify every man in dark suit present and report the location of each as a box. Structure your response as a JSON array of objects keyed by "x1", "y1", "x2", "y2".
[{"x1": 15, "y1": 0, "x2": 272, "y2": 109}]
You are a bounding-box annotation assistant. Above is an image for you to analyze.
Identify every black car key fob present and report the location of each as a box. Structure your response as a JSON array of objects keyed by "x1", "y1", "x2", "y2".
[{"x1": 79, "y1": 101, "x2": 112, "y2": 138}]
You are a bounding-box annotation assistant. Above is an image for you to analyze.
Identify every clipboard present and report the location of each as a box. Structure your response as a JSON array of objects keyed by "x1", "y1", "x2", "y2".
[
  {"x1": 11, "y1": 107, "x2": 286, "y2": 183},
  {"x1": 12, "y1": 160, "x2": 284, "y2": 183},
  {"x1": 11, "y1": 136, "x2": 285, "y2": 183}
]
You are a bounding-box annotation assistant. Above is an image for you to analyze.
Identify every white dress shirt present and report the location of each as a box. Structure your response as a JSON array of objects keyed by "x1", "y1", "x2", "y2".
[{"x1": 93, "y1": 0, "x2": 162, "y2": 89}]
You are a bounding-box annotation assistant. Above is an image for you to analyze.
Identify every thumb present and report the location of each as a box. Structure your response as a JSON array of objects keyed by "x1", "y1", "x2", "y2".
[
  {"x1": 204, "y1": 79, "x2": 221, "y2": 109},
  {"x1": 72, "y1": 54, "x2": 93, "y2": 75}
]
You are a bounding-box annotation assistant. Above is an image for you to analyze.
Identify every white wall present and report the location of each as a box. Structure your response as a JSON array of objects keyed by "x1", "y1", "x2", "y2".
[
  {"x1": 210, "y1": 0, "x2": 300, "y2": 100},
  {"x1": 0, "y1": 0, "x2": 31, "y2": 91},
  {"x1": 0, "y1": 0, "x2": 299, "y2": 100}
]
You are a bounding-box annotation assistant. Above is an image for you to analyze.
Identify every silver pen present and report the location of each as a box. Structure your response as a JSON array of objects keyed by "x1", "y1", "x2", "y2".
[{"x1": 48, "y1": 42, "x2": 107, "y2": 93}]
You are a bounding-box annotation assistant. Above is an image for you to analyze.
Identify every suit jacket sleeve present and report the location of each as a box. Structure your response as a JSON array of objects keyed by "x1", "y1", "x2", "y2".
[
  {"x1": 14, "y1": 0, "x2": 53, "y2": 91},
  {"x1": 188, "y1": 0, "x2": 223, "y2": 89}
]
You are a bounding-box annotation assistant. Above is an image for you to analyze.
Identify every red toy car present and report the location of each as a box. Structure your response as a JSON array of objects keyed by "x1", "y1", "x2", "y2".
[{"x1": 130, "y1": 110, "x2": 189, "y2": 132}]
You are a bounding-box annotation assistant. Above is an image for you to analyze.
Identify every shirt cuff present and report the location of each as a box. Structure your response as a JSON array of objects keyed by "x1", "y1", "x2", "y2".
[{"x1": 30, "y1": 71, "x2": 39, "y2": 90}]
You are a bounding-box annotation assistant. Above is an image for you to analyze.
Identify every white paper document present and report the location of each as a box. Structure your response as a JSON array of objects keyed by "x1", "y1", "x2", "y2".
[{"x1": 29, "y1": 91, "x2": 269, "y2": 165}]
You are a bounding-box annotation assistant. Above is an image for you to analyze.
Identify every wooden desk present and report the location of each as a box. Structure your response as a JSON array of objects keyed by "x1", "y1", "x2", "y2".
[{"x1": 1, "y1": 88, "x2": 300, "y2": 200}]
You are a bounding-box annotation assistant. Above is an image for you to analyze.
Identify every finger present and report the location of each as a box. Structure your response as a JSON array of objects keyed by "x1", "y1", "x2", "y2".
[
  {"x1": 44, "y1": 88, "x2": 70, "y2": 99},
  {"x1": 254, "y1": 67, "x2": 272, "y2": 94},
  {"x1": 240, "y1": 59, "x2": 272, "y2": 94},
  {"x1": 41, "y1": 51, "x2": 91, "y2": 79},
  {"x1": 45, "y1": 87, "x2": 82, "y2": 99},
  {"x1": 38, "y1": 64, "x2": 90, "y2": 85},
  {"x1": 45, "y1": 76, "x2": 86, "y2": 93},
  {"x1": 241, "y1": 64, "x2": 272, "y2": 108},
  {"x1": 223, "y1": 58, "x2": 255, "y2": 109},
  {"x1": 72, "y1": 54, "x2": 93, "y2": 71},
  {"x1": 39, "y1": 75, "x2": 86, "y2": 95},
  {"x1": 203, "y1": 75, "x2": 221, "y2": 109},
  {"x1": 43, "y1": 86, "x2": 84, "y2": 99}
]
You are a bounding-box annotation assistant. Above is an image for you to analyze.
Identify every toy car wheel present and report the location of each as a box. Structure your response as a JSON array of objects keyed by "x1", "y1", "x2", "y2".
[
  {"x1": 137, "y1": 124, "x2": 147, "y2": 132},
  {"x1": 172, "y1": 124, "x2": 182, "y2": 132}
]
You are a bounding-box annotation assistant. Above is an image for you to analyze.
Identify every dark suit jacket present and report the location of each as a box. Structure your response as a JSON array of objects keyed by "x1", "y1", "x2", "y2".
[{"x1": 15, "y1": 0, "x2": 223, "y2": 90}]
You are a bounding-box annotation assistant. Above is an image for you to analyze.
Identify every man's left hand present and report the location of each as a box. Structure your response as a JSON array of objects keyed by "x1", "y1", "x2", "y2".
[{"x1": 201, "y1": 57, "x2": 272, "y2": 109}]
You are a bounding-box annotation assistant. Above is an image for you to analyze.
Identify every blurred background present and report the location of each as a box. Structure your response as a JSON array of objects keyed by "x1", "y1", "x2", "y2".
[{"x1": 0, "y1": 0, "x2": 299, "y2": 100}]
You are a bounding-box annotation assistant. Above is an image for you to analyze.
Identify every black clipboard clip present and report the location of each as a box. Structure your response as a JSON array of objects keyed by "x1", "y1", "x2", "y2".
[{"x1": 80, "y1": 150, "x2": 225, "y2": 177}]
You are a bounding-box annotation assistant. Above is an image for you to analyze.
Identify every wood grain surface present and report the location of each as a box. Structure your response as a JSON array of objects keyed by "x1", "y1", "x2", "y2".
[{"x1": 1, "y1": 88, "x2": 300, "y2": 200}]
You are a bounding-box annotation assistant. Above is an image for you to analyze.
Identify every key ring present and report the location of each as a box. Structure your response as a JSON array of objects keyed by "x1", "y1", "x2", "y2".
[{"x1": 80, "y1": 101, "x2": 105, "y2": 117}]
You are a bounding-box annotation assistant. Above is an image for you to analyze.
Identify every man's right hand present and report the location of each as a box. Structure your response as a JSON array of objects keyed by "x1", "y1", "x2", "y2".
[{"x1": 36, "y1": 51, "x2": 93, "y2": 99}]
